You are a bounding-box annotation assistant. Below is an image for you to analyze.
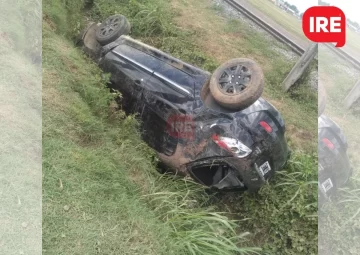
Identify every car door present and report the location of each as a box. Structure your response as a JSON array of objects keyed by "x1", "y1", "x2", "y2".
[
  {"x1": 99, "y1": 51, "x2": 150, "y2": 114},
  {"x1": 140, "y1": 73, "x2": 195, "y2": 156},
  {"x1": 100, "y1": 44, "x2": 164, "y2": 114}
]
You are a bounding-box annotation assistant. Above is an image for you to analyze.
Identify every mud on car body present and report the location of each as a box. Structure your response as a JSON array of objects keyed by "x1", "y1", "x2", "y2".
[{"x1": 79, "y1": 15, "x2": 290, "y2": 192}]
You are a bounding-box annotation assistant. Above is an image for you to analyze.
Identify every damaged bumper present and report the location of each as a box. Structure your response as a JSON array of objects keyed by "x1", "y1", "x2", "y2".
[{"x1": 186, "y1": 154, "x2": 277, "y2": 192}]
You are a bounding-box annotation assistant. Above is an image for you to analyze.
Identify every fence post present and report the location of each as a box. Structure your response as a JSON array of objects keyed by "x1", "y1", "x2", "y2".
[
  {"x1": 344, "y1": 79, "x2": 360, "y2": 109},
  {"x1": 283, "y1": 43, "x2": 318, "y2": 91}
]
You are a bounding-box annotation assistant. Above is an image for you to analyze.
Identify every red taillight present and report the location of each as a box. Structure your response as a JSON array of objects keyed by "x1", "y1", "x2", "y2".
[
  {"x1": 260, "y1": 121, "x2": 272, "y2": 133},
  {"x1": 211, "y1": 134, "x2": 253, "y2": 158},
  {"x1": 322, "y1": 138, "x2": 335, "y2": 150},
  {"x1": 211, "y1": 134, "x2": 230, "y2": 150}
]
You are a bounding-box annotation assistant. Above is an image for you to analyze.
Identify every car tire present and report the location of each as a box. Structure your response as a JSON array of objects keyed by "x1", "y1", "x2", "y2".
[
  {"x1": 209, "y1": 58, "x2": 264, "y2": 110},
  {"x1": 318, "y1": 81, "x2": 326, "y2": 117},
  {"x1": 95, "y1": 15, "x2": 130, "y2": 45}
]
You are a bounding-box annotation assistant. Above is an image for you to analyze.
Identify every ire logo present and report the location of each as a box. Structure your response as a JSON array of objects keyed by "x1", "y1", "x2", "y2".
[
  {"x1": 302, "y1": 6, "x2": 346, "y2": 47},
  {"x1": 166, "y1": 114, "x2": 195, "y2": 141}
]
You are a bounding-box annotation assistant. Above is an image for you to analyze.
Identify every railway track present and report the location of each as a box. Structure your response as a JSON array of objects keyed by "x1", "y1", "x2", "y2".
[
  {"x1": 324, "y1": 44, "x2": 360, "y2": 71},
  {"x1": 223, "y1": 0, "x2": 360, "y2": 71},
  {"x1": 223, "y1": 0, "x2": 304, "y2": 55}
]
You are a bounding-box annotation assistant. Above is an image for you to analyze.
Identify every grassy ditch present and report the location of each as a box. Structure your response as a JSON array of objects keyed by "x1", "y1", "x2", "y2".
[
  {"x1": 43, "y1": 0, "x2": 318, "y2": 254},
  {"x1": 318, "y1": 45, "x2": 360, "y2": 254},
  {"x1": 42, "y1": 16, "x2": 259, "y2": 255},
  {"x1": 0, "y1": 0, "x2": 41, "y2": 253}
]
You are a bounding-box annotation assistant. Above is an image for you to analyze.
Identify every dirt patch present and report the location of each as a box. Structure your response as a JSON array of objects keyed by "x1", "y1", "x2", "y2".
[
  {"x1": 128, "y1": 167, "x2": 152, "y2": 192},
  {"x1": 61, "y1": 55, "x2": 79, "y2": 72},
  {"x1": 269, "y1": 99, "x2": 284, "y2": 109},
  {"x1": 286, "y1": 124, "x2": 315, "y2": 149},
  {"x1": 43, "y1": 15, "x2": 57, "y2": 31},
  {"x1": 42, "y1": 71, "x2": 64, "y2": 108},
  {"x1": 0, "y1": 32, "x2": 14, "y2": 49}
]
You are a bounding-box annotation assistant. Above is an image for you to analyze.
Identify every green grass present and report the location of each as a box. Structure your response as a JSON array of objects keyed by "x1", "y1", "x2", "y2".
[
  {"x1": 42, "y1": 9, "x2": 259, "y2": 255},
  {"x1": 215, "y1": 152, "x2": 318, "y2": 254},
  {"x1": 343, "y1": 28, "x2": 360, "y2": 60},
  {"x1": 0, "y1": 0, "x2": 41, "y2": 253},
  {"x1": 0, "y1": 38, "x2": 42, "y2": 255},
  {"x1": 247, "y1": 0, "x2": 305, "y2": 40},
  {"x1": 318, "y1": 45, "x2": 360, "y2": 254},
  {"x1": 43, "y1": 0, "x2": 318, "y2": 254},
  {"x1": 43, "y1": 23, "x2": 169, "y2": 254},
  {"x1": 0, "y1": 0, "x2": 41, "y2": 58}
]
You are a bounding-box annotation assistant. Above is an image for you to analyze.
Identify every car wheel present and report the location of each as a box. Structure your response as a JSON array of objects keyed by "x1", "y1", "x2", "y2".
[
  {"x1": 209, "y1": 58, "x2": 264, "y2": 110},
  {"x1": 95, "y1": 15, "x2": 130, "y2": 45},
  {"x1": 318, "y1": 81, "x2": 326, "y2": 117}
]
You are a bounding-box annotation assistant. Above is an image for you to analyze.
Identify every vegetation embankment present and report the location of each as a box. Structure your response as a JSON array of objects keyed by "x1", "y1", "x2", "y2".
[{"x1": 43, "y1": 0, "x2": 318, "y2": 254}]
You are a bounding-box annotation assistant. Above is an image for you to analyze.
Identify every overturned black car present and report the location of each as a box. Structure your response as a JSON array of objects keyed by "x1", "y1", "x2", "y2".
[
  {"x1": 318, "y1": 115, "x2": 352, "y2": 204},
  {"x1": 80, "y1": 15, "x2": 290, "y2": 192},
  {"x1": 318, "y1": 85, "x2": 352, "y2": 204},
  {"x1": 318, "y1": 115, "x2": 352, "y2": 205}
]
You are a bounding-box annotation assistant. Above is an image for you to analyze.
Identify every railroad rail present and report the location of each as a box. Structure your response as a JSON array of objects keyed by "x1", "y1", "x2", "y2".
[
  {"x1": 324, "y1": 44, "x2": 360, "y2": 70},
  {"x1": 223, "y1": 0, "x2": 360, "y2": 71},
  {"x1": 223, "y1": 0, "x2": 304, "y2": 55}
]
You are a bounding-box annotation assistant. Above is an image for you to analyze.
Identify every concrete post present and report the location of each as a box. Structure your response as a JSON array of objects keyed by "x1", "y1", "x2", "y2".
[
  {"x1": 344, "y1": 79, "x2": 360, "y2": 109},
  {"x1": 283, "y1": 43, "x2": 318, "y2": 91}
]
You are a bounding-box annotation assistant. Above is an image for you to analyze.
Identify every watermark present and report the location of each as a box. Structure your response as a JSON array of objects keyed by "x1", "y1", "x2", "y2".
[
  {"x1": 302, "y1": 6, "x2": 346, "y2": 47},
  {"x1": 166, "y1": 114, "x2": 195, "y2": 140}
]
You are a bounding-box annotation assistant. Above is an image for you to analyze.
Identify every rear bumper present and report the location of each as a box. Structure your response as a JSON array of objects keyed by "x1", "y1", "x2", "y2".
[
  {"x1": 318, "y1": 151, "x2": 352, "y2": 203},
  {"x1": 186, "y1": 153, "x2": 281, "y2": 192},
  {"x1": 185, "y1": 133, "x2": 289, "y2": 191}
]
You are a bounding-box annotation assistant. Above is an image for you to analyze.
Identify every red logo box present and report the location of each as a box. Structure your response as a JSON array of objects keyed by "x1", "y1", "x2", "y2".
[
  {"x1": 302, "y1": 6, "x2": 346, "y2": 47},
  {"x1": 166, "y1": 114, "x2": 195, "y2": 141}
]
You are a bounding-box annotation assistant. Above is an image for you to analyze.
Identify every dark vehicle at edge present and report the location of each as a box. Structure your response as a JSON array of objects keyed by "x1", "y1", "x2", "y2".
[
  {"x1": 79, "y1": 15, "x2": 290, "y2": 192},
  {"x1": 318, "y1": 114, "x2": 352, "y2": 204}
]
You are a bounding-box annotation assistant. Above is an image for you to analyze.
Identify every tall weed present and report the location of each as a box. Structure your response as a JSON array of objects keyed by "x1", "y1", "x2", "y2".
[
  {"x1": 89, "y1": 0, "x2": 175, "y2": 37},
  {"x1": 144, "y1": 176, "x2": 261, "y2": 255}
]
